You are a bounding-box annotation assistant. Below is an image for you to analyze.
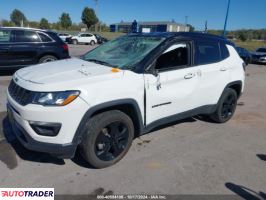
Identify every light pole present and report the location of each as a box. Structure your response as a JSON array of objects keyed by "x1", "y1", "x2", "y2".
[
  {"x1": 185, "y1": 16, "x2": 188, "y2": 26},
  {"x1": 94, "y1": 0, "x2": 99, "y2": 32},
  {"x1": 223, "y1": 0, "x2": 231, "y2": 37}
]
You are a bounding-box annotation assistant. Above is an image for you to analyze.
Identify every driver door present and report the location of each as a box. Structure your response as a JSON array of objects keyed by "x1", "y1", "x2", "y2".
[{"x1": 144, "y1": 41, "x2": 200, "y2": 125}]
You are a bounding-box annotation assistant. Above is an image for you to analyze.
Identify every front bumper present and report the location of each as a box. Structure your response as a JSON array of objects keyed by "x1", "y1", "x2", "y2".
[
  {"x1": 6, "y1": 88, "x2": 89, "y2": 158},
  {"x1": 8, "y1": 106, "x2": 76, "y2": 158},
  {"x1": 7, "y1": 103, "x2": 80, "y2": 158},
  {"x1": 252, "y1": 57, "x2": 266, "y2": 64}
]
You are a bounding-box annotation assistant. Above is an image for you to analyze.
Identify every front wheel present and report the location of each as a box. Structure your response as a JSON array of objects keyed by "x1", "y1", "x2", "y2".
[
  {"x1": 210, "y1": 88, "x2": 238, "y2": 123},
  {"x1": 72, "y1": 39, "x2": 78, "y2": 45},
  {"x1": 80, "y1": 110, "x2": 134, "y2": 168}
]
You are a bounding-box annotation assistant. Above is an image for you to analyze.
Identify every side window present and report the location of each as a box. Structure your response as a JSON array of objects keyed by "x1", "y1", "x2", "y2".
[
  {"x1": 0, "y1": 30, "x2": 11, "y2": 42},
  {"x1": 220, "y1": 43, "x2": 230, "y2": 59},
  {"x1": 195, "y1": 40, "x2": 221, "y2": 65},
  {"x1": 14, "y1": 30, "x2": 40, "y2": 43},
  {"x1": 38, "y1": 32, "x2": 53, "y2": 42},
  {"x1": 80, "y1": 34, "x2": 87, "y2": 37},
  {"x1": 87, "y1": 34, "x2": 93, "y2": 37},
  {"x1": 155, "y1": 43, "x2": 189, "y2": 71}
]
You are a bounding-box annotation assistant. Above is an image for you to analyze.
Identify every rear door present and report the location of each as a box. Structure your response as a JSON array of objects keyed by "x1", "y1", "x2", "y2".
[
  {"x1": 193, "y1": 40, "x2": 230, "y2": 106},
  {"x1": 9, "y1": 30, "x2": 41, "y2": 66},
  {"x1": 0, "y1": 29, "x2": 12, "y2": 67},
  {"x1": 79, "y1": 34, "x2": 88, "y2": 43}
]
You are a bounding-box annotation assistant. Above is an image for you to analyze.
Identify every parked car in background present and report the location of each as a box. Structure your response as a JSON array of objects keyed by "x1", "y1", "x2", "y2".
[
  {"x1": 0, "y1": 27, "x2": 69, "y2": 70},
  {"x1": 70, "y1": 33, "x2": 97, "y2": 45},
  {"x1": 58, "y1": 33, "x2": 72, "y2": 42},
  {"x1": 94, "y1": 34, "x2": 108, "y2": 44},
  {"x1": 236, "y1": 47, "x2": 251, "y2": 65},
  {"x1": 251, "y1": 47, "x2": 266, "y2": 64}
]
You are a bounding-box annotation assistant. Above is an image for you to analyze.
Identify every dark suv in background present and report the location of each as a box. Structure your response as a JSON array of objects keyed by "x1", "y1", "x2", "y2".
[
  {"x1": 0, "y1": 27, "x2": 69, "y2": 70},
  {"x1": 236, "y1": 46, "x2": 251, "y2": 65},
  {"x1": 251, "y1": 47, "x2": 266, "y2": 64}
]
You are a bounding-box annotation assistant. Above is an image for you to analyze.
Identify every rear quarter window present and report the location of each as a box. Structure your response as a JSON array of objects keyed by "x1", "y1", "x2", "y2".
[
  {"x1": 38, "y1": 32, "x2": 53, "y2": 42},
  {"x1": 195, "y1": 40, "x2": 221, "y2": 65},
  {"x1": 220, "y1": 43, "x2": 230, "y2": 59}
]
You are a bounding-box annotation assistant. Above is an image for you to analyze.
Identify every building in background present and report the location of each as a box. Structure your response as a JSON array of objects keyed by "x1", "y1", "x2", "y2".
[{"x1": 110, "y1": 21, "x2": 190, "y2": 33}]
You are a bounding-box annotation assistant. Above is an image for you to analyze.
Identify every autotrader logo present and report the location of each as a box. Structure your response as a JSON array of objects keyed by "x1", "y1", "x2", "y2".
[{"x1": 0, "y1": 188, "x2": 54, "y2": 200}]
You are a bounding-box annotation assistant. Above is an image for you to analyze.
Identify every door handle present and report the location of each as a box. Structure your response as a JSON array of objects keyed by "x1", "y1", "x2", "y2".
[
  {"x1": 220, "y1": 67, "x2": 228, "y2": 71},
  {"x1": 184, "y1": 73, "x2": 195, "y2": 79}
]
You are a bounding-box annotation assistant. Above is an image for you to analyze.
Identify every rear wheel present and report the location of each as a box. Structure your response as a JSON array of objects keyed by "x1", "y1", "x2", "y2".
[
  {"x1": 39, "y1": 55, "x2": 57, "y2": 63},
  {"x1": 80, "y1": 110, "x2": 134, "y2": 168},
  {"x1": 90, "y1": 40, "x2": 96, "y2": 46},
  {"x1": 210, "y1": 88, "x2": 238, "y2": 123}
]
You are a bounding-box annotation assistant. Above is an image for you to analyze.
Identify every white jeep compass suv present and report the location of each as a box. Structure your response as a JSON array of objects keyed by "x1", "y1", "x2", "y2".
[{"x1": 7, "y1": 32, "x2": 245, "y2": 168}]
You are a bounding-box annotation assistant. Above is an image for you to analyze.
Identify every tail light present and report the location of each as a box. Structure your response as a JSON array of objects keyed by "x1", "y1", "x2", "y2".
[{"x1": 62, "y1": 44, "x2": 69, "y2": 51}]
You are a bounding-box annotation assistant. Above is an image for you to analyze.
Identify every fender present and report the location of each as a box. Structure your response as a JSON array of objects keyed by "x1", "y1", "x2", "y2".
[
  {"x1": 72, "y1": 98, "x2": 144, "y2": 145},
  {"x1": 224, "y1": 80, "x2": 243, "y2": 98}
]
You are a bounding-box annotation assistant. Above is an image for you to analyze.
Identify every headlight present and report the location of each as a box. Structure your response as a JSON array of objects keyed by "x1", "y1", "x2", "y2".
[{"x1": 32, "y1": 91, "x2": 80, "y2": 106}]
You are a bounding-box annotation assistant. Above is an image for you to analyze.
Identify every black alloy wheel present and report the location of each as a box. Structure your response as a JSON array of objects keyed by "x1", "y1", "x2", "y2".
[{"x1": 94, "y1": 121, "x2": 129, "y2": 161}]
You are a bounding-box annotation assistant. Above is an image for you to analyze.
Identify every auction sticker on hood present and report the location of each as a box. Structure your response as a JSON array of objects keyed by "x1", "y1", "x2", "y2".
[{"x1": 0, "y1": 188, "x2": 54, "y2": 200}]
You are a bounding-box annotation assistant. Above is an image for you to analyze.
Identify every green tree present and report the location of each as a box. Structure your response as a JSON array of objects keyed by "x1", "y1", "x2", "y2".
[
  {"x1": 208, "y1": 30, "x2": 223, "y2": 36},
  {"x1": 50, "y1": 22, "x2": 61, "y2": 30},
  {"x1": 238, "y1": 32, "x2": 248, "y2": 42},
  {"x1": 81, "y1": 7, "x2": 98, "y2": 30},
  {"x1": 10, "y1": 9, "x2": 27, "y2": 26},
  {"x1": 28, "y1": 21, "x2": 40, "y2": 28},
  {"x1": 99, "y1": 22, "x2": 110, "y2": 32},
  {"x1": 187, "y1": 24, "x2": 195, "y2": 32},
  {"x1": 59, "y1": 13, "x2": 72, "y2": 30},
  {"x1": 1, "y1": 19, "x2": 16, "y2": 27},
  {"x1": 39, "y1": 18, "x2": 50, "y2": 29}
]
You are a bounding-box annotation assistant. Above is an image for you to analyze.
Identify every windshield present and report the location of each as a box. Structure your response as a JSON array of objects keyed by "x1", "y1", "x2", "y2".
[
  {"x1": 82, "y1": 35, "x2": 165, "y2": 69},
  {"x1": 257, "y1": 48, "x2": 266, "y2": 53}
]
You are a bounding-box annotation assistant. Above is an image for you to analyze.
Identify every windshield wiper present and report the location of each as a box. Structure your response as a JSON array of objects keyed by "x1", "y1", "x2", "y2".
[{"x1": 86, "y1": 59, "x2": 115, "y2": 68}]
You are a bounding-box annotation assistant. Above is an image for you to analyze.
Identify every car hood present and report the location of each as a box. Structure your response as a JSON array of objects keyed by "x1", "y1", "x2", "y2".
[
  {"x1": 251, "y1": 52, "x2": 266, "y2": 56},
  {"x1": 15, "y1": 58, "x2": 122, "y2": 86}
]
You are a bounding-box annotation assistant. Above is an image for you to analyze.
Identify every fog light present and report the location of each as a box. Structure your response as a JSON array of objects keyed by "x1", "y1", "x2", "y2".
[{"x1": 30, "y1": 121, "x2": 61, "y2": 137}]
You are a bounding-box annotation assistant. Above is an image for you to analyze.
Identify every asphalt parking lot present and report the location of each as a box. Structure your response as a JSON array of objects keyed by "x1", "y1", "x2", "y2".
[{"x1": 0, "y1": 45, "x2": 266, "y2": 197}]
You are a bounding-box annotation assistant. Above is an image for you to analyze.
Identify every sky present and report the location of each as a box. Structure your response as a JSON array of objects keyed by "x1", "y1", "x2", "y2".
[{"x1": 0, "y1": 0, "x2": 265, "y2": 30}]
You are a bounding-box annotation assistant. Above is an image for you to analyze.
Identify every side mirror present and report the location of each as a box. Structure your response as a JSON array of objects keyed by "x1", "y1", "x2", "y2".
[{"x1": 152, "y1": 69, "x2": 159, "y2": 77}]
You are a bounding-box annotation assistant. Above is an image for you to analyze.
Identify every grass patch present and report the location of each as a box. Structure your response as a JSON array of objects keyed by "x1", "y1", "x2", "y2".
[{"x1": 234, "y1": 40, "x2": 266, "y2": 51}]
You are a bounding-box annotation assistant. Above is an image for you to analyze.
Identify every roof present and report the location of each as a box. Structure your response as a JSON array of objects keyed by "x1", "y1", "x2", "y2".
[
  {"x1": 111, "y1": 21, "x2": 187, "y2": 27},
  {"x1": 0, "y1": 26, "x2": 55, "y2": 33},
  {"x1": 127, "y1": 32, "x2": 233, "y2": 44}
]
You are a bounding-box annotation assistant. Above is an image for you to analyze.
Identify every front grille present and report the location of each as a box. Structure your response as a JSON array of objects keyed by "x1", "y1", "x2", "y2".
[{"x1": 8, "y1": 80, "x2": 33, "y2": 106}]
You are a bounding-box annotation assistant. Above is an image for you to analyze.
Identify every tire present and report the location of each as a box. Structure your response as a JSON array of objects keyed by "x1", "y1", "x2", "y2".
[
  {"x1": 245, "y1": 58, "x2": 249, "y2": 65},
  {"x1": 39, "y1": 55, "x2": 57, "y2": 63},
  {"x1": 80, "y1": 110, "x2": 134, "y2": 168},
  {"x1": 210, "y1": 88, "x2": 238, "y2": 123},
  {"x1": 72, "y1": 39, "x2": 78, "y2": 45},
  {"x1": 90, "y1": 40, "x2": 96, "y2": 46}
]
